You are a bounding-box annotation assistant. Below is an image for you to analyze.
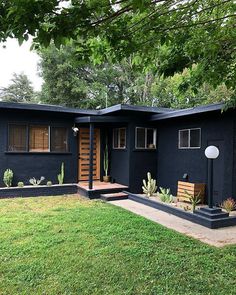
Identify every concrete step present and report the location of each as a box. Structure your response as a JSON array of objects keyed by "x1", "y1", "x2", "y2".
[
  {"x1": 194, "y1": 208, "x2": 229, "y2": 220},
  {"x1": 100, "y1": 192, "x2": 128, "y2": 201}
]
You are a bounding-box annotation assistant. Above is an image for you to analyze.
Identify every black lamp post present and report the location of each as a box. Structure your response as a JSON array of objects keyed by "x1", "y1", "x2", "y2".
[{"x1": 204, "y1": 145, "x2": 219, "y2": 208}]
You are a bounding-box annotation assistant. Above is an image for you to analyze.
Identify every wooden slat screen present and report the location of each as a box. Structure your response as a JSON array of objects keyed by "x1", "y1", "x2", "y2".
[{"x1": 79, "y1": 128, "x2": 100, "y2": 181}]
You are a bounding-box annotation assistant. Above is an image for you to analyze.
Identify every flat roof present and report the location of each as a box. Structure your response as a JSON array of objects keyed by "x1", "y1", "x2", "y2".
[
  {"x1": 150, "y1": 103, "x2": 225, "y2": 121},
  {"x1": 0, "y1": 101, "x2": 228, "y2": 120},
  {"x1": 0, "y1": 101, "x2": 97, "y2": 115},
  {"x1": 98, "y1": 104, "x2": 173, "y2": 115}
]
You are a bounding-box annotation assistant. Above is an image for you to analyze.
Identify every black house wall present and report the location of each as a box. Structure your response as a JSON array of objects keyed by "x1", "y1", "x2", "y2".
[
  {"x1": 156, "y1": 111, "x2": 235, "y2": 201},
  {"x1": 128, "y1": 119, "x2": 157, "y2": 193},
  {"x1": 0, "y1": 109, "x2": 78, "y2": 187}
]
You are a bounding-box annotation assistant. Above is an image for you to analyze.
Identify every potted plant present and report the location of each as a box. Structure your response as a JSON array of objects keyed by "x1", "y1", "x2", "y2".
[{"x1": 103, "y1": 143, "x2": 110, "y2": 182}]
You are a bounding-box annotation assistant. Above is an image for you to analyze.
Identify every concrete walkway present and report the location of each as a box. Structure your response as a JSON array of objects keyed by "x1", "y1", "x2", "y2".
[{"x1": 111, "y1": 199, "x2": 236, "y2": 247}]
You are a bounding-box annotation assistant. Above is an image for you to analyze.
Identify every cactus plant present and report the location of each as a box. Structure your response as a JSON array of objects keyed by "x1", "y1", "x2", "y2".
[
  {"x1": 58, "y1": 162, "x2": 64, "y2": 184},
  {"x1": 159, "y1": 187, "x2": 173, "y2": 203},
  {"x1": 29, "y1": 176, "x2": 45, "y2": 186},
  {"x1": 17, "y1": 181, "x2": 24, "y2": 188},
  {"x1": 3, "y1": 169, "x2": 13, "y2": 187},
  {"x1": 142, "y1": 172, "x2": 157, "y2": 197},
  {"x1": 103, "y1": 143, "x2": 109, "y2": 177},
  {"x1": 184, "y1": 190, "x2": 201, "y2": 212}
]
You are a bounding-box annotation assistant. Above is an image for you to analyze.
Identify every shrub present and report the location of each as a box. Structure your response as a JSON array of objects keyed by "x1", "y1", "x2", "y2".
[
  {"x1": 47, "y1": 181, "x2": 52, "y2": 186},
  {"x1": 29, "y1": 176, "x2": 45, "y2": 186},
  {"x1": 17, "y1": 182, "x2": 24, "y2": 188},
  {"x1": 221, "y1": 198, "x2": 236, "y2": 213},
  {"x1": 159, "y1": 187, "x2": 173, "y2": 203},
  {"x1": 142, "y1": 172, "x2": 157, "y2": 197},
  {"x1": 3, "y1": 169, "x2": 13, "y2": 187}
]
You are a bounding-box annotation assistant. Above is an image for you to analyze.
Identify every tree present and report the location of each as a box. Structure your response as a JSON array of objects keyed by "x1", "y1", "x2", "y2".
[
  {"x1": 0, "y1": 72, "x2": 35, "y2": 103},
  {"x1": 38, "y1": 43, "x2": 155, "y2": 108},
  {"x1": 0, "y1": 0, "x2": 235, "y2": 94},
  {"x1": 39, "y1": 43, "x2": 233, "y2": 109}
]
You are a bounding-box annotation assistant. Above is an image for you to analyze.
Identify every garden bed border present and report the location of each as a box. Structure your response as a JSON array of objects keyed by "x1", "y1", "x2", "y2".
[
  {"x1": 126, "y1": 192, "x2": 236, "y2": 229},
  {"x1": 0, "y1": 184, "x2": 78, "y2": 199}
]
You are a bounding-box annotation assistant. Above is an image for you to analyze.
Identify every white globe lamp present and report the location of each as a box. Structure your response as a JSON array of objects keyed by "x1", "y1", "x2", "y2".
[
  {"x1": 205, "y1": 145, "x2": 219, "y2": 159},
  {"x1": 205, "y1": 145, "x2": 219, "y2": 208}
]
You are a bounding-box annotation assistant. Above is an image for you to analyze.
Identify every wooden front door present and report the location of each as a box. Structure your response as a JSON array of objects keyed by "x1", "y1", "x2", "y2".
[{"x1": 78, "y1": 128, "x2": 100, "y2": 181}]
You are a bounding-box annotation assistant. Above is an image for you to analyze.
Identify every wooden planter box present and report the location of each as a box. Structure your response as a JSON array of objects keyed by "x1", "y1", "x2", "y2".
[{"x1": 177, "y1": 181, "x2": 206, "y2": 203}]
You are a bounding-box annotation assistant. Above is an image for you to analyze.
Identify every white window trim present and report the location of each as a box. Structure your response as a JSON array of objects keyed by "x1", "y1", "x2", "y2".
[
  {"x1": 113, "y1": 128, "x2": 126, "y2": 149},
  {"x1": 178, "y1": 128, "x2": 201, "y2": 149},
  {"x1": 135, "y1": 127, "x2": 157, "y2": 150}
]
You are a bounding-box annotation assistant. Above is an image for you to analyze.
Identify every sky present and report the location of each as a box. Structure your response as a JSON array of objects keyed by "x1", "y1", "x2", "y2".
[{"x1": 0, "y1": 38, "x2": 43, "y2": 91}]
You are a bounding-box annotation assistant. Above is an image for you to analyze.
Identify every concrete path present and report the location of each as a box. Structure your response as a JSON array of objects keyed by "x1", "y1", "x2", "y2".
[{"x1": 111, "y1": 199, "x2": 236, "y2": 247}]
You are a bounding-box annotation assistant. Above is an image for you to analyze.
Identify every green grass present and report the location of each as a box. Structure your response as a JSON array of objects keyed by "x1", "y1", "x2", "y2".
[{"x1": 0, "y1": 196, "x2": 235, "y2": 295}]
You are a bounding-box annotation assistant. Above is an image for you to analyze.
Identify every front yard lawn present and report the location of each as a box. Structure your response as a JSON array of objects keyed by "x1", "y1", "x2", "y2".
[{"x1": 0, "y1": 195, "x2": 235, "y2": 295}]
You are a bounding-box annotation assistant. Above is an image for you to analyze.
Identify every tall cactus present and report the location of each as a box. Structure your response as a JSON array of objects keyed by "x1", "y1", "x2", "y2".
[
  {"x1": 103, "y1": 143, "x2": 109, "y2": 176},
  {"x1": 142, "y1": 172, "x2": 157, "y2": 197},
  {"x1": 58, "y1": 162, "x2": 64, "y2": 184}
]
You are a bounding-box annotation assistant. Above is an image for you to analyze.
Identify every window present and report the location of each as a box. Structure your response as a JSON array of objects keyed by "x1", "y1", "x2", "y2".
[
  {"x1": 8, "y1": 124, "x2": 27, "y2": 151},
  {"x1": 135, "y1": 127, "x2": 156, "y2": 149},
  {"x1": 29, "y1": 125, "x2": 49, "y2": 152},
  {"x1": 113, "y1": 128, "x2": 126, "y2": 149},
  {"x1": 179, "y1": 128, "x2": 201, "y2": 149},
  {"x1": 8, "y1": 123, "x2": 69, "y2": 153},
  {"x1": 51, "y1": 127, "x2": 68, "y2": 152}
]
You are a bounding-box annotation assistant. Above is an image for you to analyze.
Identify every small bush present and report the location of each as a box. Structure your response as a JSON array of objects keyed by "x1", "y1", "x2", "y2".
[
  {"x1": 17, "y1": 182, "x2": 24, "y2": 188},
  {"x1": 3, "y1": 169, "x2": 13, "y2": 187},
  {"x1": 47, "y1": 181, "x2": 52, "y2": 186},
  {"x1": 221, "y1": 198, "x2": 236, "y2": 213}
]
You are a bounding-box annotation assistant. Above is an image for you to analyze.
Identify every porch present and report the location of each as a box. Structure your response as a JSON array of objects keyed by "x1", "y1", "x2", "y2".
[
  {"x1": 75, "y1": 115, "x2": 130, "y2": 195},
  {"x1": 78, "y1": 181, "x2": 128, "y2": 199}
]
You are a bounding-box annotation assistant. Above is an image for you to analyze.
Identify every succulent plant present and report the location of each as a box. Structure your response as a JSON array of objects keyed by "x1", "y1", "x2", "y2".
[{"x1": 142, "y1": 172, "x2": 157, "y2": 197}]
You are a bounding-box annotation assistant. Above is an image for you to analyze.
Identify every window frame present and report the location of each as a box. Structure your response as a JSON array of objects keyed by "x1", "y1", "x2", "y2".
[
  {"x1": 50, "y1": 126, "x2": 69, "y2": 152},
  {"x1": 8, "y1": 123, "x2": 28, "y2": 152},
  {"x1": 178, "y1": 128, "x2": 201, "y2": 149},
  {"x1": 7, "y1": 123, "x2": 69, "y2": 153},
  {"x1": 135, "y1": 127, "x2": 157, "y2": 150},
  {"x1": 113, "y1": 127, "x2": 127, "y2": 149},
  {"x1": 29, "y1": 125, "x2": 50, "y2": 152}
]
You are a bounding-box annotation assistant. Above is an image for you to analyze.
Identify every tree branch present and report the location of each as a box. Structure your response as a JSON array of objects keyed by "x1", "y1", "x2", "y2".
[{"x1": 139, "y1": 14, "x2": 236, "y2": 47}]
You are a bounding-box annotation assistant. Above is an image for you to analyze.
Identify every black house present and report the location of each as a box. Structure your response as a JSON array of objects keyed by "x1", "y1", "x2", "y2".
[{"x1": 0, "y1": 101, "x2": 235, "y2": 205}]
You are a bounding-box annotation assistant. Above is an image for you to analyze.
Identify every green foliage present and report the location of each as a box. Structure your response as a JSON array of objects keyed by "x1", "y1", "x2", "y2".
[
  {"x1": 57, "y1": 162, "x2": 64, "y2": 185},
  {"x1": 0, "y1": 72, "x2": 36, "y2": 103},
  {"x1": 142, "y1": 172, "x2": 157, "y2": 197},
  {"x1": 221, "y1": 198, "x2": 236, "y2": 213},
  {"x1": 184, "y1": 190, "x2": 201, "y2": 212},
  {"x1": 38, "y1": 43, "x2": 233, "y2": 110},
  {"x1": 0, "y1": 196, "x2": 235, "y2": 294},
  {"x1": 159, "y1": 187, "x2": 173, "y2": 203},
  {"x1": 0, "y1": 0, "x2": 234, "y2": 95},
  {"x1": 3, "y1": 169, "x2": 13, "y2": 187},
  {"x1": 29, "y1": 177, "x2": 45, "y2": 186},
  {"x1": 103, "y1": 143, "x2": 109, "y2": 176},
  {"x1": 17, "y1": 182, "x2": 24, "y2": 188},
  {"x1": 47, "y1": 181, "x2": 52, "y2": 187}
]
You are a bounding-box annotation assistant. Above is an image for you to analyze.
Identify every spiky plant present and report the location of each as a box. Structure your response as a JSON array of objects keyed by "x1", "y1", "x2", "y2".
[{"x1": 142, "y1": 172, "x2": 157, "y2": 197}]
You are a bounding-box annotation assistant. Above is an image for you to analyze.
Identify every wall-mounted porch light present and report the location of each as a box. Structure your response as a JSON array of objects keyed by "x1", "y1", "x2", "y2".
[{"x1": 72, "y1": 126, "x2": 79, "y2": 136}]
